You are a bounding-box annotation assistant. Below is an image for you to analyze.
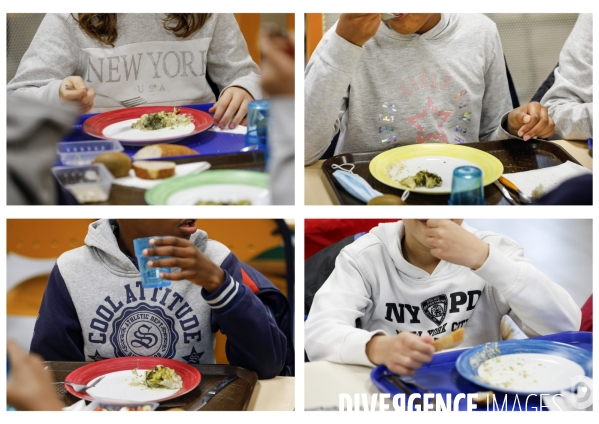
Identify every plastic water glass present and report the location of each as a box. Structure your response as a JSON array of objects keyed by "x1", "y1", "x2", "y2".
[
  {"x1": 245, "y1": 99, "x2": 270, "y2": 147},
  {"x1": 133, "y1": 237, "x2": 171, "y2": 288},
  {"x1": 448, "y1": 166, "x2": 485, "y2": 205}
]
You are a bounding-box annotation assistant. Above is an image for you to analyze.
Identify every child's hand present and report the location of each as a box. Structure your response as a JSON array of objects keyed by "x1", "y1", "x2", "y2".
[
  {"x1": 59, "y1": 76, "x2": 95, "y2": 113},
  {"x1": 208, "y1": 86, "x2": 254, "y2": 130},
  {"x1": 144, "y1": 237, "x2": 226, "y2": 293},
  {"x1": 425, "y1": 219, "x2": 489, "y2": 269},
  {"x1": 507, "y1": 102, "x2": 555, "y2": 141},
  {"x1": 7, "y1": 341, "x2": 65, "y2": 411},
  {"x1": 366, "y1": 333, "x2": 434, "y2": 376},
  {"x1": 336, "y1": 14, "x2": 382, "y2": 47}
]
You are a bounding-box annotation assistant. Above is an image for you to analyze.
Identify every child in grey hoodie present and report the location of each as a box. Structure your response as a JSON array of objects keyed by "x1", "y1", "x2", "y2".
[
  {"x1": 305, "y1": 14, "x2": 555, "y2": 164},
  {"x1": 31, "y1": 219, "x2": 293, "y2": 379},
  {"x1": 7, "y1": 13, "x2": 260, "y2": 129}
]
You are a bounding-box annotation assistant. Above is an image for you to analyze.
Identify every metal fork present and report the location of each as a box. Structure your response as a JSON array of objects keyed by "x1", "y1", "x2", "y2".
[
  {"x1": 53, "y1": 375, "x2": 105, "y2": 393},
  {"x1": 65, "y1": 85, "x2": 147, "y2": 108},
  {"x1": 95, "y1": 93, "x2": 147, "y2": 108}
]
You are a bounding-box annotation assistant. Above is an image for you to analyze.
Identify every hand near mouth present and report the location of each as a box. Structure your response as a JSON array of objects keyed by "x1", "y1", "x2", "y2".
[
  {"x1": 336, "y1": 14, "x2": 382, "y2": 47},
  {"x1": 143, "y1": 236, "x2": 226, "y2": 293},
  {"x1": 424, "y1": 219, "x2": 489, "y2": 270}
]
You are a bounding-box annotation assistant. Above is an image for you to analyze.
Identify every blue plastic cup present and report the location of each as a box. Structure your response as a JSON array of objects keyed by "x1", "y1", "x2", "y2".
[
  {"x1": 448, "y1": 166, "x2": 485, "y2": 205},
  {"x1": 133, "y1": 237, "x2": 171, "y2": 288},
  {"x1": 245, "y1": 99, "x2": 270, "y2": 147}
]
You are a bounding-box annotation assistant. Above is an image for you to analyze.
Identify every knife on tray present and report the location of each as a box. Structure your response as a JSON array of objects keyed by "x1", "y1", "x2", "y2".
[{"x1": 190, "y1": 374, "x2": 239, "y2": 411}]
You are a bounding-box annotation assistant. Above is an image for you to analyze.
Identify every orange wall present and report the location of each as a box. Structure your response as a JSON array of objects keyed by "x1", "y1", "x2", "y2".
[
  {"x1": 7, "y1": 219, "x2": 282, "y2": 261},
  {"x1": 7, "y1": 219, "x2": 95, "y2": 258}
]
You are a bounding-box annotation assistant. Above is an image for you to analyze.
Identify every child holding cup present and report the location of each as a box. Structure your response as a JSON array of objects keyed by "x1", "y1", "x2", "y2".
[{"x1": 30, "y1": 219, "x2": 293, "y2": 379}]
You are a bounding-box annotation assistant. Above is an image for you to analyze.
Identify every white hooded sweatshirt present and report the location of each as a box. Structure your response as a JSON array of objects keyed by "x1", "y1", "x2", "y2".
[{"x1": 304, "y1": 221, "x2": 581, "y2": 366}]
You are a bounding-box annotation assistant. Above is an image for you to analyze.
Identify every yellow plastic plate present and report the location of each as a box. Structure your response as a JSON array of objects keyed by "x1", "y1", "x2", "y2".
[{"x1": 369, "y1": 144, "x2": 504, "y2": 194}]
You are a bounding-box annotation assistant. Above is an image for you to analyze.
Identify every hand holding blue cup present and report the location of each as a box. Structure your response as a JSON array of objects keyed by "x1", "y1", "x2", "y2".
[
  {"x1": 448, "y1": 166, "x2": 485, "y2": 205},
  {"x1": 133, "y1": 236, "x2": 171, "y2": 288}
]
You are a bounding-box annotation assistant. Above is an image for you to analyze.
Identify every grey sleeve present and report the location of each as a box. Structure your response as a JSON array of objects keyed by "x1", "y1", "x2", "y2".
[
  {"x1": 7, "y1": 14, "x2": 80, "y2": 105},
  {"x1": 268, "y1": 96, "x2": 295, "y2": 205},
  {"x1": 479, "y1": 26, "x2": 514, "y2": 141},
  {"x1": 304, "y1": 29, "x2": 363, "y2": 165},
  {"x1": 7, "y1": 96, "x2": 77, "y2": 205},
  {"x1": 541, "y1": 14, "x2": 593, "y2": 140},
  {"x1": 206, "y1": 14, "x2": 262, "y2": 101}
]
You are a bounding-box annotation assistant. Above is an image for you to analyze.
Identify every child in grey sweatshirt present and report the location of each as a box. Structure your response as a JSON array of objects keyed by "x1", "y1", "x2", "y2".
[
  {"x1": 541, "y1": 14, "x2": 593, "y2": 140},
  {"x1": 7, "y1": 13, "x2": 260, "y2": 129},
  {"x1": 304, "y1": 14, "x2": 555, "y2": 165}
]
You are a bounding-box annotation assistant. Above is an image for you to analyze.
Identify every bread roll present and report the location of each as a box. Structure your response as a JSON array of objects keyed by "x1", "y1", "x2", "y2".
[
  {"x1": 133, "y1": 144, "x2": 197, "y2": 160},
  {"x1": 92, "y1": 152, "x2": 131, "y2": 178},
  {"x1": 132, "y1": 161, "x2": 176, "y2": 180}
]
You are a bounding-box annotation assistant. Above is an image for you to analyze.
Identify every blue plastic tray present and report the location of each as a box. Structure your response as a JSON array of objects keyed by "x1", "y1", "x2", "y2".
[
  {"x1": 59, "y1": 103, "x2": 264, "y2": 164},
  {"x1": 371, "y1": 331, "x2": 592, "y2": 411}
]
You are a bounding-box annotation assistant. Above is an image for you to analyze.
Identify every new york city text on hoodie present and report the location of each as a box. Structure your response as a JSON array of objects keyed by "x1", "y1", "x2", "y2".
[
  {"x1": 31, "y1": 220, "x2": 292, "y2": 378},
  {"x1": 304, "y1": 221, "x2": 581, "y2": 366},
  {"x1": 7, "y1": 14, "x2": 261, "y2": 112}
]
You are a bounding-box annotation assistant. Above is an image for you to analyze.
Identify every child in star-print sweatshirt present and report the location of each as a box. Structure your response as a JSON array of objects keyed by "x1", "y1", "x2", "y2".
[
  {"x1": 304, "y1": 14, "x2": 555, "y2": 165},
  {"x1": 30, "y1": 219, "x2": 293, "y2": 379}
]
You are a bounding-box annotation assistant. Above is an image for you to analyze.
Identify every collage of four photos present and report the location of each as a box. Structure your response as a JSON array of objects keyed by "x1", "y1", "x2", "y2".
[{"x1": 5, "y1": 10, "x2": 594, "y2": 413}]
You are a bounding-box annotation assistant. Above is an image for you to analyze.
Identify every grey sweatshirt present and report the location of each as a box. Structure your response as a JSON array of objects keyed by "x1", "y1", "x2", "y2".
[
  {"x1": 268, "y1": 96, "x2": 295, "y2": 205},
  {"x1": 541, "y1": 14, "x2": 593, "y2": 140},
  {"x1": 7, "y1": 13, "x2": 261, "y2": 112},
  {"x1": 55, "y1": 220, "x2": 227, "y2": 363},
  {"x1": 7, "y1": 96, "x2": 77, "y2": 205},
  {"x1": 304, "y1": 14, "x2": 515, "y2": 165}
]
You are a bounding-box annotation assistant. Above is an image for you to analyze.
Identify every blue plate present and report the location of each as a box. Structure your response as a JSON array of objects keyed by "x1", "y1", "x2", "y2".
[{"x1": 456, "y1": 339, "x2": 592, "y2": 395}]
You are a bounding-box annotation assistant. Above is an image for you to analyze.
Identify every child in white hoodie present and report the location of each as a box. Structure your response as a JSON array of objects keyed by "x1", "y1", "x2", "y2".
[{"x1": 304, "y1": 219, "x2": 581, "y2": 376}]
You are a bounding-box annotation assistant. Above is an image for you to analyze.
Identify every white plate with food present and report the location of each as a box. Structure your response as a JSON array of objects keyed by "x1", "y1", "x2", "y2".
[
  {"x1": 145, "y1": 170, "x2": 270, "y2": 205},
  {"x1": 369, "y1": 144, "x2": 504, "y2": 194},
  {"x1": 456, "y1": 339, "x2": 592, "y2": 394},
  {"x1": 64, "y1": 357, "x2": 201, "y2": 402},
  {"x1": 167, "y1": 184, "x2": 270, "y2": 205},
  {"x1": 82, "y1": 106, "x2": 213, "y2": 145}
]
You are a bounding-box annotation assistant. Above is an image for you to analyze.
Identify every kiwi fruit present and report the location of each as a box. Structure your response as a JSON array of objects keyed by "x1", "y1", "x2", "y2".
[
  {"x1": 367, "y1": 195, "x2": 406, "y2": 205},
  {"x1": 93, "y1": 152, "x2": 132, "y2": 178}
]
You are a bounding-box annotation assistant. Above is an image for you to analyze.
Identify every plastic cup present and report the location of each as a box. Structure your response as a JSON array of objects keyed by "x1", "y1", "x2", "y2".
[
  {"x1": 245, "y1": 99, "x2": 270, "y2": 147},
  {"x1": 133, "y1": 237, "x2": 171, "y2": 288},
  {"x1": 448, "y1": 166, "x2": 485, "y2": 205}
]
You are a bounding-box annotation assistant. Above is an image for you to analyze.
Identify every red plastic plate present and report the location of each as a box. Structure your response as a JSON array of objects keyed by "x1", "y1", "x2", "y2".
[
  {"x1": 82, "y1": 106, "x2": 213, "y2": 145},
  {"x1": 64, "y1": 356, "x2": 201, "y2": 402}
]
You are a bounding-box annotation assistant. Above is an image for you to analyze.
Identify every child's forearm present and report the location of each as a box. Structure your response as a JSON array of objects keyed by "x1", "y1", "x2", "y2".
[{"x1": 365, "y1": 334, "x2": 389, "y2": 365}]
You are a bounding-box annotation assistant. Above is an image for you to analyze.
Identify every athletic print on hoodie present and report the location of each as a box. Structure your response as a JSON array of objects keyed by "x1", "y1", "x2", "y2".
[{"x1": 31, "y1": 220, "x2": 293, "y2": 379}]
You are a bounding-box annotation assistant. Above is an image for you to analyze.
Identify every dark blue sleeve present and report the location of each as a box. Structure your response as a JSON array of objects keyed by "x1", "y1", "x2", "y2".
[
  {"x1": 30, "y1": 263, "x2": 85, "y2": 361},
  {"x1": 202, "y1": 254, "x2": 288, "y2": 379}
]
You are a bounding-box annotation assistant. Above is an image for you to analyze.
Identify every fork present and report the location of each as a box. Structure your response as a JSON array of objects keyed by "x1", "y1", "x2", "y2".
[
  {"x1": 95, "y1": 93, "x2": 147, "y2": 108},
  {"x1": 53, "y1": 375, "x2": 105, "y2": 393},
  {"x1": 64, "y1": 85, "x2": 147, "y2": 108}
]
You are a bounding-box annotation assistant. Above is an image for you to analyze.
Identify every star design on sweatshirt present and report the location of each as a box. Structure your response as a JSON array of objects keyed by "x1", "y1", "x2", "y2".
[
  {"x1": 405, "y1": 98, "x2": 453, "y2": 143},
  {"x1": 87, "y1": 350, "x2": 109, "y2": 362},
  {"x1": 182, "y1": 347, "x2": 204, "y2": 364}
]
